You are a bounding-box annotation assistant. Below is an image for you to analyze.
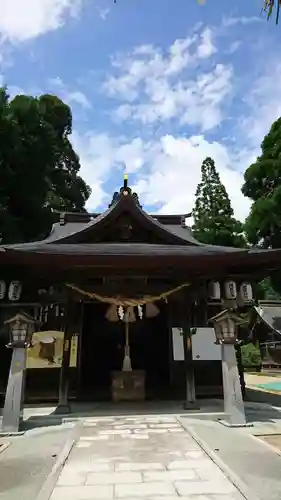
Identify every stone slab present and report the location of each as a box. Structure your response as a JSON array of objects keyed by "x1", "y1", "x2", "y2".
[
  {"x1": 115, "y1": 481, "x2": 176, "y2": 497},
  {"x1": 86, "y1": 471, "x2": 142, "y2": 485},
  {"x1": 143, "y1": 469, "x2": 198, "y2": 481},
  {"x1": 115, "y1": 462, "x2": 164, "y2": 472},
  {"x1": 50, "y1": 485, "x2": 113, "y2": 499},
  {"x1": 175, "y1": 479, "x2": 236, "y2": 496},
  {"x1": 57, "y1": 471, "x2": 87, "y2": 486},
  {"x1": 46, "y1": 415, "x2": 245, "y2": 500}
]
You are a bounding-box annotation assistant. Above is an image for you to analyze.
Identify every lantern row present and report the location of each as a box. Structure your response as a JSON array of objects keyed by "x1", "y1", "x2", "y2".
[
  {"x1": 208, "y1": 281, "x2": 253, "y2": 301},
  {"x1": 0, "y1": 281, "x2": 22, "y2": 301},
  {"x1": 0, "y1": 280, "x2": 253, "y2": 303}
]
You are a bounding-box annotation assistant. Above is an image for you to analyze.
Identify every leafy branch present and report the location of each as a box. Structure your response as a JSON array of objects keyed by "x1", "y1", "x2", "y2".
[
  {"x1": 112, "y1": 1, "x2": 281, "y2": 25},
  {"x1": 263, "y1": 0, "x2": 281, "y2": 24}
]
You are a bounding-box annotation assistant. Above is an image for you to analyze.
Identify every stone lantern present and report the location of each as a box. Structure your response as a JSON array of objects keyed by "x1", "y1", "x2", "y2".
[
  {"x1": 1, "y1": 312, "x2": 37, "y2": 434},
  {"x1": 211, "y1": 310, "x2": 239, "y2": 345},
  {"x1": 209, "y1": 309, "x2": 249, "y2": 427}
]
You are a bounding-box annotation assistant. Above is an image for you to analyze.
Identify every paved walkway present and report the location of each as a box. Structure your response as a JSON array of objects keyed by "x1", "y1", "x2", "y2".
[
  {"x1": 50, "y1": 415, "x2": 244, "y2": 500},
  {"x1": 0, "y1": 425, "x2": 73, "y2": 500}
]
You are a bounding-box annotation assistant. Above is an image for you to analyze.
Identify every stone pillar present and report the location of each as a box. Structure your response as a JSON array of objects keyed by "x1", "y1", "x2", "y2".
[
  {"x1": 182, "y1": 327, "x2": 197, "y2": 409},
  {"x1": 221, "y1": 343, "x2": 247, "y2": 426},
  {"x1": 1, "y1": 347, "x2": 26, "y2": 433}
]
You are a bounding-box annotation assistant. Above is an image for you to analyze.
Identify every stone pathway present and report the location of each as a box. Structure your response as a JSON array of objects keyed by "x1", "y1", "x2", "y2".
[{"x1": 50, "y1": 415, "x2": 244, "y2": 500}]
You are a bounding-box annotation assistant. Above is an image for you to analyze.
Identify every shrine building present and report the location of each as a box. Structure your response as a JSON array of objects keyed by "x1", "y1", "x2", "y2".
[{"x1": 1, "y1": 176, "x2": 281, "y2": 408}]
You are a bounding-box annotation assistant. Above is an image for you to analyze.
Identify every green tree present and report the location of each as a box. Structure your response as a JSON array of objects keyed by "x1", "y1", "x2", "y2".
[
  {"x1": 0, "y1": 88, "x2": 91, "y2": 243},
  {"x1": 192, "y1": 157, "x2": 246, "y2": 247},
  {"x1": 256, "y1": 277, "x2": 281, "y2": 300},
  {"x1": 242, "y1": 117, "x2": 281, "y2": 292}
]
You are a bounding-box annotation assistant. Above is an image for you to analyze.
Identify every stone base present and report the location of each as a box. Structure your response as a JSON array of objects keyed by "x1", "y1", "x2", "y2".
[
  {"x1": 183, "y1": 401, "x2": 200, "y2": 411},
  {"x1": 0, "y1": 430, "x2": 25, "y2": 436},
  {"x1": 53, "y1": 404, "x2": 71, "y2": 415},
  {"x1": 111, "y1": 370, "x2": 145, "y2": 402},
  {"x1": 218, "y1": 419, "x2": 253, "y2": 428}
]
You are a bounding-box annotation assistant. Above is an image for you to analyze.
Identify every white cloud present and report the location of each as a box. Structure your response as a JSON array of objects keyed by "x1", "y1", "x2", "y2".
[
  {"x1": 48, "y1": 76, "x2": 91, "y2": 109},
  {"x1": 98, "y1": 7, "x2": 110, "y2": 21},
  {"x1": 196, "y1": 27, "x2": 217, "y2": 58},
  {"x1": 222, "y1": 16, "x2": 261, "y2": 28},
  {"x1": 74, "y1": 129, "x2": 250, "y2": 220},
  {"x1": 104, "y1": 27, "x2": 231, "y2": 131},
  {"x1": 72, "y1": 132, "x2": 148, "y2": 209},
  {"x1": 131, "y1": 134, "x2": 250, "y2": 221},
  {"x1": 227, "y1": 40, "x2": 241, "y2": 54},
  {"x1": 104, "y1": 28, "x2": 216, "y2": 98},
  {"x1": 112, "y1": 63, "x2": 232, "y2": 131},
  {"x1": 0, "y1": 0, "x2": 82, "y2": 42},
  {"x1": 239, "y1": 63, "x2": 281, "y2": 158}
]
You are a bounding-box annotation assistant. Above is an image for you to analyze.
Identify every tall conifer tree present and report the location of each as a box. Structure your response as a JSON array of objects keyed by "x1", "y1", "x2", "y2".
[{"x1": 192, "y1": 157, "x2": 245, "y2": 247}]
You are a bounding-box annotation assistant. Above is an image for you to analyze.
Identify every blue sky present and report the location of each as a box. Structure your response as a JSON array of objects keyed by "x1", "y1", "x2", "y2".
[{"x1": 1, "y1": 0, "x2": 281, "y2": 219}]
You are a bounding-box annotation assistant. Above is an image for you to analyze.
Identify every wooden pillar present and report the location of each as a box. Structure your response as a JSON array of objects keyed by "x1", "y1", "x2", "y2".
[
  {"x1": 167, "y1": 299, "x2": 174, "y2": 392},
  {"x1": 76, "y1": 301, "x2": 84, "y2": 395},
  {"x1": 55, "y1": 296, "x2": 76, "y2": 414}
]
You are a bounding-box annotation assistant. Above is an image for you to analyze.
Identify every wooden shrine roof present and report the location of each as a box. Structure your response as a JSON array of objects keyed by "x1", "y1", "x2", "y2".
[{"x1": 1, "y1": 177, "x2": 281, "y2": 275}]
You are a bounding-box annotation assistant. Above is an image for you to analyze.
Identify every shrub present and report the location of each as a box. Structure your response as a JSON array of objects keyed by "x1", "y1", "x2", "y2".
[{"x1": 241, "y1": 343, "x2": 261, "y2": 368}]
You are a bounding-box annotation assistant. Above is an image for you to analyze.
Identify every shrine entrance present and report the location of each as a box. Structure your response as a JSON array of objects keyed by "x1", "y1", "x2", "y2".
[{"x1": 79, "y1": 301, "x2": 171, "y2": 401}]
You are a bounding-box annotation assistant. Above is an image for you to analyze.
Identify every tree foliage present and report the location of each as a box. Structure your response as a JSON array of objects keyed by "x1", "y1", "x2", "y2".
[
  {"x1": 256, "y1": 277, "x2": 281, "y2": 300},
  {"x1": 0, "y1": 88, "x2": 91, "y2": 244},
  {"x1": 242, "y1": 117, "x2": 281, "y2": 249},
  {"x1": 241, "y1": 343, "x2": 262, "y2": 368},
  {"x1": 192, "y1": 157, "x2": 246, "y2": 247},
  {"x1": 242, "y1": 117, "x2": 281, "y2": 291}
]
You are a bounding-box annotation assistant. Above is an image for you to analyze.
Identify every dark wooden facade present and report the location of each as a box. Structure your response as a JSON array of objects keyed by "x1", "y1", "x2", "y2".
[{"x1": 1, "y1": 180, "x2": 281, "y2": 405}]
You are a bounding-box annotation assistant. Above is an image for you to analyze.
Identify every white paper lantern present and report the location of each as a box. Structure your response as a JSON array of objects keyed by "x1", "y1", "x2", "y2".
[
  {"x1": 0, "y1": 280, "x2": 6, "y2": 300},
  {"x1": 240, "y1": 282, "x2": 253, "y2": 302},
  {"x1": 224, "y1": 280, "x2": 237, "y2": 300},
  {"x1": 208, "y1": 281, "x2": 221, "y2": 300},
  {"x1": 8, "y1": 281, "x2": 22, "y2": 301}
]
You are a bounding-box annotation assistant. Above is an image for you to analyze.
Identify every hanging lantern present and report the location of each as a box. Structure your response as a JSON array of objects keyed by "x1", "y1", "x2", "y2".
[
  {"x1": 208, "y1": 281, "x2": 221, "y2": 300},
  {"x1": 8, "y1": 281, "x2": 22, "y2": 301},
  {"x1": 240, "y1": 282, "x2": 253, "y2": 302},
  {"x1": 0, "y1": 280, "x2": 6, "y2": 300},
  {"x1": 146, "y1": 302, "x2": 160, "y2": 318},
  {"x1": 224, "y1": 280, "x2": 237, "y2": 300}
]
